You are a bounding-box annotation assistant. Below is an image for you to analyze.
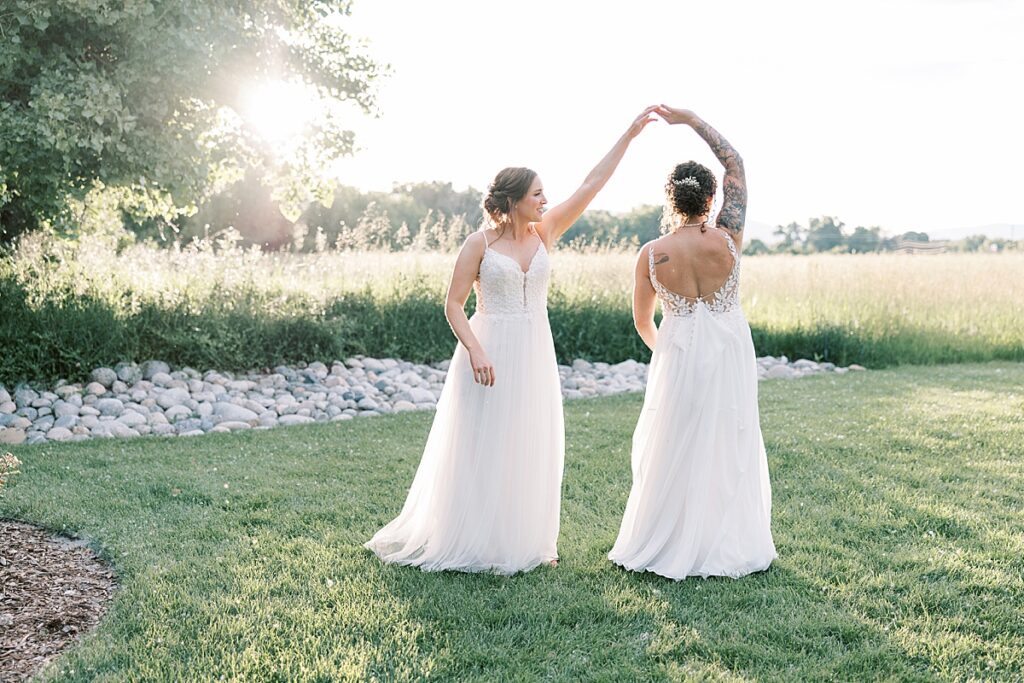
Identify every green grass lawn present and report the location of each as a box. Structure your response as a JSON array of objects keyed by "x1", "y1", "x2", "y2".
[{"x1": 3, "y1": 363, "x2": 1023, "y2": 681}]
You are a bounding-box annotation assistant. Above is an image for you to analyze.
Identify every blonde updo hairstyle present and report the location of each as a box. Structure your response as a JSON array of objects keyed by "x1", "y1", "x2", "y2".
[{"x1": 482, "y1": 167, "x2": 537, "y2": 235}]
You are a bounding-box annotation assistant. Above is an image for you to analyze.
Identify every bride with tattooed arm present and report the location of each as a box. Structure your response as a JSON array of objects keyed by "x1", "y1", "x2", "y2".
[{"x1": 609, "y1": 105, "x2": 777, "y2": 580}]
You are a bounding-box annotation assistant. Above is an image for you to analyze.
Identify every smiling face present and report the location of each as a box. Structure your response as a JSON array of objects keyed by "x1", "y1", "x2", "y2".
[{"x1": 514, "y1": 175, "x2": 547, "y2": 224}]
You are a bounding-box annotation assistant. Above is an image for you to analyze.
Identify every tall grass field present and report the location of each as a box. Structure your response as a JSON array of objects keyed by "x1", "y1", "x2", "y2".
[{"x1": 1, "y1": 235, "x2": 1021, "y2": 384}]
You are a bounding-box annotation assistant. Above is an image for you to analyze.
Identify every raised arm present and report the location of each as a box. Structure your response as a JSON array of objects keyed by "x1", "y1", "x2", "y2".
[
  {"x1": 655, "y1": 105, "x2": 747, "y2": 244},
  {"x1": 633, "y1": 242, "x2": 659, "y2": 352},
  {"x1": 536, "y1": 106, "x2": 657, "y2": 246},
  {"x1": 445, "y1": 232, "x2": 496, "y2": 387}
]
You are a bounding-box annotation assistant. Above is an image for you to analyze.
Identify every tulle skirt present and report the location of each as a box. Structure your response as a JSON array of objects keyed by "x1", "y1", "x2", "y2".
[
  {"x1": 365, "y1": 310, "x2": 564, "y2": 575},
  {"x1": 609, "y1": 304, "x2": 777, "y2": 579}
]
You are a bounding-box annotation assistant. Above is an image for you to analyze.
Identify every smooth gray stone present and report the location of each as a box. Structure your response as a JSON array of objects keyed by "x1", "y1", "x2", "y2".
[
  {"x1": 150, "y1": 372, "x2": 174, "y2": 387},
  {"x1": 278, "y1": 415, "x2": 316, "y2": 426},
  {"x1": 175, "y1": 418, "x2": 204, "y2": 433},
  {"x1": 55, "y1": 385, "x2": 80, "y2": 399},
  {"x1": 164, "y1": 405, "x2": 193, "y2": 422},
  {"x1": 156, "y1": 388, "x2": 190, "y2": 409},
  {"x1": 141, "y1": 360, "x2": 171, "y2": 380},
  {"x1": 217, "y1": 421, "x2": 252, "y2": 431},
  {"x1": 406, "y1": 388, "x2": 436, "y2": 404},
  {"x1": 46, "y1": 427, "x2": 74, "y2": 441},
  {"x1": 95, "y1": 398, "x2": 125, "y2": 416},
  {"x1": 53, "y1": 401, "x2": 79, "y2": 418},
  {"x1": 115, "y1": 362, "x2": 143, "y2": 384},
  {"x1": 14, "y1": 388, "x2": 38, "y2": 406},
  {"x1": 90, "y1": 367, "x2": 118, "y2": 388},
  {"x1": 356, "y1": 397, "x2": 378, "y2": 411},
  {"x1": 54, "y1": 415, "x2": 79, "y2": 430},
  {"x1": 116, "y1": 411, "x2": 148, "y2": 428},
  {"x1": 95, "y1": 421, "x2": 139, "y2": 438},
  {"x1": 212, "y1": 403, "x2": 258, "y2": 423},
  {"x1": 0, "y1": 427, "x2": 27, "y2": 444},
  {"x1": 362, "y1": 358, "x2": 386, "y2": 373}
]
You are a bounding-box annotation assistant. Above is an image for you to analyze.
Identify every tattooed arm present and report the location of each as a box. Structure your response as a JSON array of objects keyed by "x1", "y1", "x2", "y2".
[{"x1": 654, "y1": 105, "x2": 747, "y2": 245}]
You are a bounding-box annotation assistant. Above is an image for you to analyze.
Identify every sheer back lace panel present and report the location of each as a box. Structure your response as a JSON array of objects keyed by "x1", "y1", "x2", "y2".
[
  {"x1": 475, "y1": 235, "x2": 550, "y2": 317},
  {"x1": 649, "y1": 229, "x2": 741, "y2": 317}
]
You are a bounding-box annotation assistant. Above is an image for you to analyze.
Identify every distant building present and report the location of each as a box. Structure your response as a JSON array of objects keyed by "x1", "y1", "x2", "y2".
[{"x1": 891, "y1": 239, "x2": 949, "y2": 254}]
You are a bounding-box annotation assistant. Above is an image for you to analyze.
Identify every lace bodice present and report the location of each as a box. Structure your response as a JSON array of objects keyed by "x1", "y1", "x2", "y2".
[
  {"x1": 649, "y1": 229, "x2": 741, "y2": 317},
  {"x1": 475, "y1": 240, "x2": 550, "y2": 317}
]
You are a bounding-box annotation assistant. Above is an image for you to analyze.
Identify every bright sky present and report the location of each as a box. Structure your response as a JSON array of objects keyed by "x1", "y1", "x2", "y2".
[{"x1": 331, "y1": 0, "x2": 1022, "y2": 235}]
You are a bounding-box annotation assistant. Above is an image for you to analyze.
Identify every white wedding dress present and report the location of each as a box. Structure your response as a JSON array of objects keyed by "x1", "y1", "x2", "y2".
[
  {"x1": 365, "y1": 235, "x2": 564, "y2": 575},
  {"x1": 609, "y1": 229, "x2": 777, "y2": 579}
]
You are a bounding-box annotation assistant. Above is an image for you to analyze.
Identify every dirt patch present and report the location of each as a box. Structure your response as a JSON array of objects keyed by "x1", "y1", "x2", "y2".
[{"x1": 1, "y1": 520, "x2": 117, "y2": 682}]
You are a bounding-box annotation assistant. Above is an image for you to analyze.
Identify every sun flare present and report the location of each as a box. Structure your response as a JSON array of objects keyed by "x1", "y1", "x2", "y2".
[{"x1": 238, "y1": 79, "x2": 322, "y2": 145}]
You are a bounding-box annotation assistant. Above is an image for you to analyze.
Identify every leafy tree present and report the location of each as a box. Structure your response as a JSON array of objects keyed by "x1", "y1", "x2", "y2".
[
  {"x1": 773, "y1": 222, "x2": 806, "y2": 252},
  {"x1": 0, "y1": 0, "x2": 381, "y2": 243},
  {"x1": 354, "y1": 201, "x2": 392, "y2": 250},
  {"x1": 393, "y1": 221, "x2": 411, "y2": 249},
  {"x1": 743, "y1": 238, "x2": 770, "y2": 256},
  {"x1": 961, "y1": 234, "x2": 988, "y2": 252},
  {"x1": 846, "y1": 226, "x2": 881, "y2": 253},
  {"x1": 562, "y1": 204, "x2": 660, "y2": 247},
  {"x1": 807, "y1": 216, "x2": 845, "y2": 252}
]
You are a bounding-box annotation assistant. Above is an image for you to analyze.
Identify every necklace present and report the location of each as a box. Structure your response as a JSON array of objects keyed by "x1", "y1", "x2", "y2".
[{"x1": 674, "y1": 218, "x2": 708, "y2": 233}]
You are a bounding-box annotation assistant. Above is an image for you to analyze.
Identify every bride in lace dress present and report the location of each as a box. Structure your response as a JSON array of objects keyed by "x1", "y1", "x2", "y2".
[
  {"x1": 608, "y1": 105, "x2": 777, "y2": 580},
  {"x1": 366, "y1": 108, "x2": 657, "y2": 575}
]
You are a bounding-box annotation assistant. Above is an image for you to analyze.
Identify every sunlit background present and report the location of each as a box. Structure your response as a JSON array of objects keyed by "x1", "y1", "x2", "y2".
[{"x1": 236, "y1": 0, "x2": 1023, "y2": 242}]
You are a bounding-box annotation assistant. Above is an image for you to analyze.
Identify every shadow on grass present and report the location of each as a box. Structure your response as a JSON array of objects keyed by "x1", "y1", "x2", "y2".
[{"x1": 2, "y1": 363, "x2": 1021, "y2": 680}]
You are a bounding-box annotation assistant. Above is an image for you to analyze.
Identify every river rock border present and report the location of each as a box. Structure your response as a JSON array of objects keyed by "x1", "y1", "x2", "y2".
[{"x1": 0, "y1": 356, "x2": 864, "y2": 446}]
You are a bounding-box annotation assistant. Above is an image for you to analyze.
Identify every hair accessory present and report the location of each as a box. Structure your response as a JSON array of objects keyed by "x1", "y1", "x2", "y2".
[{"x1": 672, "y1": 176, "x2": 701, "y2": 190}]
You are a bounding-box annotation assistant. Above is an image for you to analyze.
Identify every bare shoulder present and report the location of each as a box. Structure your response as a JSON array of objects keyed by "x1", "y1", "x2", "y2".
[
  {"x1": 636, "y1": 238, "x2": 662, "y2": 272},
  {"x1": 530, "y1": 220, "x2": 552, "y2": 247},
  {"x1": 464, "y1": 230, "x2": 489, "y2": 250},
  {"x1": 711, "y1": 218, "x2": 744, "y2": 250},
  {"x1": 457, "y1": 231, "x2": 488, "y2": 264}
]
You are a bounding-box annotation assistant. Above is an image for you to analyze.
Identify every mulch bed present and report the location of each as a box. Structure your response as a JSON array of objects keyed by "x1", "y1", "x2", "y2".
[{"x1": 1, "y1": 520, "x2": 117, "y2": 682}]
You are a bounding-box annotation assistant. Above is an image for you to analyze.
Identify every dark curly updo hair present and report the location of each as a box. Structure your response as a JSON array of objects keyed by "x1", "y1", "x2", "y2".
[
  {"x1": 662, "y1": 161, "x2": 717, "y2": 233},
  {"x1": 482, "y1": 167, "x2": 537, "y2": 229}
]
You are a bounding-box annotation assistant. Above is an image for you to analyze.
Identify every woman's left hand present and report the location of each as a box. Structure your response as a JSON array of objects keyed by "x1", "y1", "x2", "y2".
[{"x1": 625, "y1": 106, "x2": 659, "y2": 140}]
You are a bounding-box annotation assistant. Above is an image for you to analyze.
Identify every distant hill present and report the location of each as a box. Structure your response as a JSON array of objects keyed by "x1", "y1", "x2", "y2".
[
  {"x1": 743, "y1": 219, "x2": 780, "y2": 244},
  {"x1": 744, "y1": 220, "x2": 1021, "y2": 245},
  {"x1": 923, "y1": 224, "x2": 1022, "y2": 241}
]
